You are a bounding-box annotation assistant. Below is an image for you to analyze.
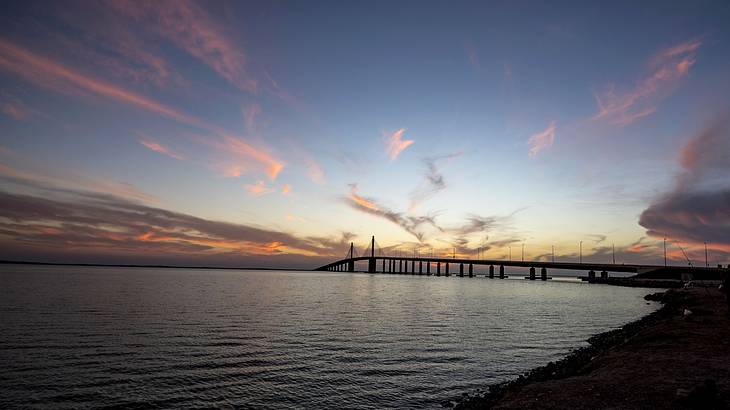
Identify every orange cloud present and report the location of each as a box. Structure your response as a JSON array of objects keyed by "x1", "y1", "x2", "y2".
[
  {"x1": 348, "y1": 184, "x2": 380, "y2": 212},
  {"x1": 281, "y1": 184, "x2": 292, "y2": 194},
  {"x1": 527, "y1": 120, "x2": 556, "y2": 157},
  {"x1": 244, "y1": 180, "x2": 273, "y2": 196},
  {"x1": 139, "y1": 138, "x2": 185, "y2": 160},
  {"x1": 592, "y1": 39, "x2": 701, "y2": 126},
  {"x1": 385, "y1": 128, "x2": 414, "y2": 161},
  {"x1": 222, "y1": 135, "x2": 284, "y2": 180}
]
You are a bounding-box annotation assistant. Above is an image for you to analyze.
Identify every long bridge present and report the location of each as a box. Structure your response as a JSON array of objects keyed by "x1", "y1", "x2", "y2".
[{"x1": 316, "y1": 236, "x2": 726, "y2": 281}]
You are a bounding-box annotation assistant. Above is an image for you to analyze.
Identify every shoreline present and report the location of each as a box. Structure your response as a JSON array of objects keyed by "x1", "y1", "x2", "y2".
[{"x1": 454, "y1": 287, "x2": 730, "y2": 409}]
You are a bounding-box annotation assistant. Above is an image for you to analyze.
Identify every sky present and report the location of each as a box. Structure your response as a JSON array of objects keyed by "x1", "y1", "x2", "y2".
[{"x1": 0, "y1": 0, "x2": 729, "y2": 269}]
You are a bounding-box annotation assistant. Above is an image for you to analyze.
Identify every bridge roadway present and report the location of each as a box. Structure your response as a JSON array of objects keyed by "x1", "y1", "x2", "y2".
[
  {"x1": 315, "y1": 255, "x2": 724, "y2": 280},
  {"x1": 316, "y1": 238, "x2": 725, "y2": 280}
]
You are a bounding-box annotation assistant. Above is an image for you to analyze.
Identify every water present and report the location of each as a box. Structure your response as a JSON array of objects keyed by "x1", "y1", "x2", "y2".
[{"x1": 0, "y1": 265, "x2": 659, "y2": 409}]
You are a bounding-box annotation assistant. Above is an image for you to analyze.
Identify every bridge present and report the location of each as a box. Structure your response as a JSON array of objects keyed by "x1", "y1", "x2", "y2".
[{"x1": 316, "y1": 236, "x2": 726, "y2": 281}]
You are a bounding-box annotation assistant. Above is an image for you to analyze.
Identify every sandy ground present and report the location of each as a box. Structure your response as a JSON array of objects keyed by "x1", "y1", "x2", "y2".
[{"x1": 461, "y1": 287, "x2": 730, "y2": 409}]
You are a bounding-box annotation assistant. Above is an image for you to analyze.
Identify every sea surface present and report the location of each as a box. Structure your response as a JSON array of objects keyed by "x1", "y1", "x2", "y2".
[{"x1": 0, "y1": 265, "x2": 660, "y2": 409}]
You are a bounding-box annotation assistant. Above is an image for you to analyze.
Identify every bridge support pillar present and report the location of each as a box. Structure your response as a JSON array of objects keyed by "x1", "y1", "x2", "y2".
[
  {"x1": 601, "y1": 270, "x2": 608, "y2": 279},
  {"x1": 445, "y1": 263, "x2": 450, "y2": 277},
  {"x1": 469, "y1": 264, "x2": 473, "y2": 277},
  {"x1": 459, "y1": 263, "x2": 464, "y2": 277},
  {"x1": 427, "y1": 262, "x2": 431, "y2": 275},
  {"x1": 499, "y1": 265, "x2": 505, "y2": 279},
  {"x1": 437, "y1": 262, "x2": 441, "y2": 276},
  {"x1": 588, "y1": 270, "x2": 596, "y2": 280},
  {"x1": 489, "y1": 265, "x2": 494, "y2": 278},
  {"x1": 399, "y1": 259, "x2": 403, "y2": 273},
  {"x1": 541, "y1": 267, "x2": 547, "y2": 280},
  {"x1": 368, "y1": 258, "x2": 376, "y2": 273},
  {"x1": 348, "y1": 260, "x2": 355, "y2": 272},
  {"x1": 529, "y1": 267, "x2": 536, "y2": 280},
  {"x1": 419, "y1": 261, "x2": 423, "y2": 275},
  {"x1": 412, "y1": 260, "x2": 416, "y2": 274},
  {"x1": 382, "y1": 259, "x2": 385, "y2": 273}
]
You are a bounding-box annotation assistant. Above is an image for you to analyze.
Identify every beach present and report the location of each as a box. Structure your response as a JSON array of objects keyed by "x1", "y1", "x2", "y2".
[{"x1": 457, "y1": 286, "x2": 730, "y2": 409}]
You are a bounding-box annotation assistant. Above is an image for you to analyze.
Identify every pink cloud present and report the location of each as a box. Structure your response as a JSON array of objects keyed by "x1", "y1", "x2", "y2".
[
  {"x1": 0, "y1": 39, "x2": 285, "y2": 181},
  {"x1": 305, "y1": 157, "x2": 325, "y2": 183},
  {"x1": 243, "y1": 103, "x2": 262, "y2": 133},
  {"x1": 0, "y1": 38, "x2": 206, "y2": 128},
  {"x1": 244, "y1": 180, "x2": 273, "y2": 196},
  {"x1": 0, "y1": 161, "x2": 157, "y2": 204},
  {"x1": 0, "y1": 91, "x2": 33, "y2": 120},
  {"x1": 527, "y1": 121, "x2": 556, "y2": 157},
  {"x1": 138, "y1": 138, "x2": 185, "y2": 160},
  {"x1": 1, "y1": 101, "x2": 28, "y2": 120},
  {"x1": 222, "y1": 135, "x2": 284, "y2": 180},
  {"x1": 108, "y1": 0, "x2": 257, "y2": 93},
  {"x1": 592, "y1": 39, "x2": 701, "y2": 126},
  {"x1": 384, "y1": 128, "x2": 414, "y2": 161}
]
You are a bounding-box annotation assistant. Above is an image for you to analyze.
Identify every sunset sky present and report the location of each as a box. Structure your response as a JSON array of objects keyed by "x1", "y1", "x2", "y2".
[{"x1": 1, "y1": 1, "x2": 728, "y2": 268}]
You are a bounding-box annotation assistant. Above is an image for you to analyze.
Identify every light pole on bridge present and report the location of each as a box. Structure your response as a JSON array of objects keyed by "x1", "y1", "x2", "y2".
[{"x1": 579, "y1": 241, "x2": 583, "y2": 264}]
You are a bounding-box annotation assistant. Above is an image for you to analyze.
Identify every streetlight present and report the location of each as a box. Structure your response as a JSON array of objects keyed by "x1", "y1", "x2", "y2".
[
  {"x1": 522, "y1": 242, "x2": 525, "y2": 262},
  {"x1": 509, "y1": 246, "x2": 512, "y2": 261},
  {"x1": 612, "y1": 244, "x2": 615, "y2": 264},
  {"x1": 579, "y1": 241, "x2": 583, "y2": 264},
  {"x1": 663, "y1": 238, "x2": 667, "y2": 267},
  {"x1": 551, "y1": 245, "x2": 555, "y2": 263},
  {"x1": 705, "y1": 242, "x2": 708, "y2": 267}
]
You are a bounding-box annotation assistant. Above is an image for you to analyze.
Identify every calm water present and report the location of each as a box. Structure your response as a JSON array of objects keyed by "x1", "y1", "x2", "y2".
[{"x1": 0, "y1": 265, "x2": 659, "y2": 409}]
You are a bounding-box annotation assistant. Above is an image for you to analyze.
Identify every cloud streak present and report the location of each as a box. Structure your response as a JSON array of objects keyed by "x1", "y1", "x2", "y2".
[
  {"x1": 0, "y1": 181, "x2": 353, "y2": 267},
  {"x1": 409, "y1": 153, "x2": 461, "y2": 211},
  {"x1": 592, "y1": 39, "x2": 701, "y2": 126},
  {"x1": 0, "y1": 38, "x2": 284, "y2": 180},
  {"x1": 108, "y1": 0, "x2": 257, "y2": 93},
  {"x1": 384, "y1": 128, "x2": 414, "y2": 161},
  {"x1": 527, "y1": 121, "x2": 556, "y2": 157},
  {"x1": 0, "y1": 38, "x2": 205, "y2": 127},
  {"x1": 344, "y1": 184, "x2": 436, "y2": 241},
  {"x1": 139, "y1": 138, "x2": 185, "y2": 160}
]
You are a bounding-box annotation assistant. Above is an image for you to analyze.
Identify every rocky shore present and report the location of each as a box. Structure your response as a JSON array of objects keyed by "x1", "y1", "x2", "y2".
[{"x1": 455, "y1": 287, "x2": 730, "y2": 409}]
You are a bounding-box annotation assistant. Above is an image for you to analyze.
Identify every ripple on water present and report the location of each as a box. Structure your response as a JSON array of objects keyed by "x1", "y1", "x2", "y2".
[{"x1": 0, "y1": 266, "x2": 659, "y2": 409}]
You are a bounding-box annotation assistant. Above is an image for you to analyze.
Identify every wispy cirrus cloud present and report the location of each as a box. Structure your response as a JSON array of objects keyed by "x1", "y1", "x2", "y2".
[
  {"x1": 304, "y1": 157, "x2": 326, "y2": 184},
  {"x1": 0, "y1": 161, "x2": 157, "y2": 204},
  {"x1": 409, "y1": 152, "x2": 461, "y2": 211},
  {"x1": 0, "y1": 91, "x2": 32, "y2": 120},
  {"x1": 344, "y1": 184, "x2": 437, "y2": 241},
  {"x1": 0, "y1": 38, "x2": 285, "y2": 180},
  {"x1": 384, "y1": 128, "x2": 414, "y2": 161},
  {"x1": 244, "y1": 180, "x2": 274, "y2": 196},
  {"x1": 592, "y1": 39, "x2": 701, "y2": 126},
  {"x1": 243, "y1": 103, "x2": 262, "y2": 133},
  {"x1": 138, "y1": 138, "x2": 185, "y2": 160},
  {"x1": 0, "y1": 38, "x2": 205, "y2": 127},
  {"x1": 221, "y1": 135, "x2": 284, "y2": 180},
  {"x1": 107, "y1": 0, "x2": 257, "y2": 93},
  {"x1": 527, "y1": 120, "x2": 556, "y2": 157}
]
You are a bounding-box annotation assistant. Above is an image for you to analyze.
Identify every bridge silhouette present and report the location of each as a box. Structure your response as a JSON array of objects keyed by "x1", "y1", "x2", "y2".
[{"x1": 316, "y1": 236, "x2": 724, "y2": 281}]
